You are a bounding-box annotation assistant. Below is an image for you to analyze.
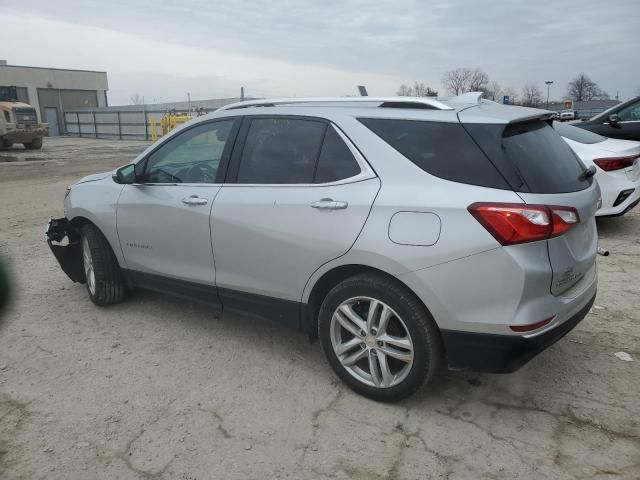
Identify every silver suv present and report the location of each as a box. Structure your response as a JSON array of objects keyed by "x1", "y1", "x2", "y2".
[{"x1": 46, "y1": 95, "x2": 599, "y2": 401}]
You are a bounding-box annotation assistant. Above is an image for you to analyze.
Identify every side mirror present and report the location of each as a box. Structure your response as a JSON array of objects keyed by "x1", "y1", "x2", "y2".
[
  {"x1": 608, "y1": 114, "x2": 621, "y2": 125},
  {"x1": 112, "y1": 164, "x2": 136, "y2": 184}
]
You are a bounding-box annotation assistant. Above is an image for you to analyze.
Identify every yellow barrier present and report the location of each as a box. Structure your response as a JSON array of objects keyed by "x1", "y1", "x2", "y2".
[
  {"x1": 150, "y1": 116, "x2": 158, "y2": 142},
  {"x1": 160, "y1": 114, "x2": 191, "y2": 136}
]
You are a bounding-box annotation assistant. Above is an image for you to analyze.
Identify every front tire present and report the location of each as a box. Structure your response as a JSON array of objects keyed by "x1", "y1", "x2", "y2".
[
  {"x1": 318, "y1": 273, "x2": 443, "y2": 402},
  {"x1": 81, "y1": 224, "x2": 125, "y2": 306}
]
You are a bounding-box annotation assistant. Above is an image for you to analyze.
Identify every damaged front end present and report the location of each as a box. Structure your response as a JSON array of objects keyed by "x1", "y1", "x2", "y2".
[{"x1": 45, "y1": 218, "x2": 85, "y2": 283}]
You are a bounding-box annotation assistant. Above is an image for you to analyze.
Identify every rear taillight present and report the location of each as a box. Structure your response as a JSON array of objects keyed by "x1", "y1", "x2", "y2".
[
  {"x1": 468, "y1": 203, "x2": 580, "y2": 246},
  {"x1": 593, "y1": 155, "x2": 638, "y2": 171},
  {"x1": 550, "y1": 206, "x2": 580, "y2": 237}
]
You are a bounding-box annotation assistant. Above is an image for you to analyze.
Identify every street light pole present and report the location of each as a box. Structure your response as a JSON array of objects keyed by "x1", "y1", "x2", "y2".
[{"x1": 545, "y1": 81, "x2": 554, "y2": 109}]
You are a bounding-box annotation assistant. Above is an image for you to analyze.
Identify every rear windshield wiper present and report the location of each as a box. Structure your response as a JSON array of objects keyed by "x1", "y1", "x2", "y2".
[{"x1": 579, "y1": 165, "x2": 597, "y2": 181}]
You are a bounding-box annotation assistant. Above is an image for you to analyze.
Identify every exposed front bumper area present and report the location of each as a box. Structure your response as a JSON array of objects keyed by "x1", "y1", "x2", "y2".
[
  {"x1": 45, "y1": 217, "x2": 84, "y2": 283},
  {"x1": 440, "y1": 292, "x2": 596, "y2": 373}
]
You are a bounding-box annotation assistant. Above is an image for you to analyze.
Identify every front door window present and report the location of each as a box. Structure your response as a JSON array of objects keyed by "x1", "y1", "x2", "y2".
[{"x1": 143, "y1": 120, "x2": 234, "y2": 184}]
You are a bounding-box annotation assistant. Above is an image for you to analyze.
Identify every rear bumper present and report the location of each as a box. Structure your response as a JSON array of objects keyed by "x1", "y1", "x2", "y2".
[
  {"x1": 596, "y1": 170, "x2": 640, "y2": 216},
  {"x1": 45, "y1": 217, "x2": 84, "y2": 283},
  {"x1": 598, "y1": 195, "x2": 640, "y2": 217},
  {"x1": 440, "y1": 292, "x2": 595, "y2": 373}
]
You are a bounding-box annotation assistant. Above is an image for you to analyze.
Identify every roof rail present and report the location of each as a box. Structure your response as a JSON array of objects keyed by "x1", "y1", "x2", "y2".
[
  {"x1": 447, "y1": 91, "x2": 486, "y2": 104},
  {"x1": 217, "y1": 96, "x2": 454, "y2": 111}
]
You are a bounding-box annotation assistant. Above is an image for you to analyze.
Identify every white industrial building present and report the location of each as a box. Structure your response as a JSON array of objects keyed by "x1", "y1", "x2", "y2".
[{"x1": 0, "y1": 61, "x2": 108, "y2": 136}]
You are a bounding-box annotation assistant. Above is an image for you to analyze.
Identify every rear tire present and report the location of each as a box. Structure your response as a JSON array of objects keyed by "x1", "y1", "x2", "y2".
[
  {"x1": 23, "y1": 138, "x2": 43, "y2": 150},
  {"x1": 318, "y1": 273, "x2": 443, "y2": 402},
  {"x1": 81, "y1": 224, "x2": 125, "y2": 306}
]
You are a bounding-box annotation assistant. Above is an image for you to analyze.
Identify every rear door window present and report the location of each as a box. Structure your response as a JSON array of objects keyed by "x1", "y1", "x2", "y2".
[
  {"x1": 236, "y1": 118, "x2": 326, "y2": 184},
  {"x1": 358, "y1": 118, "x2": 509, "y2": 189},
  {"x1": 314, "y1": 126, "x2": 361, "y2": 183}
]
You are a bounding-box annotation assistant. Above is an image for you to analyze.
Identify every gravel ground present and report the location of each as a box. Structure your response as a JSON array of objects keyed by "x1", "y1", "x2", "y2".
[{"x1": 0, "y1": 137, "x2": 638, "y2": 479}]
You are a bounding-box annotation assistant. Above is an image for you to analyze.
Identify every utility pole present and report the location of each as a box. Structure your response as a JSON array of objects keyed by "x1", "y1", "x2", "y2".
[{"x1": 545, "y1": 81, "x2": 554, "y2": 109}]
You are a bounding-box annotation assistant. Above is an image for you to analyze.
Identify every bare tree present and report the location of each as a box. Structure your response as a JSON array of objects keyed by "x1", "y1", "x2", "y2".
[
  {"x1": 469, "y1": 69, "x2": 489, "y2": 92},
  {"x1": 521, "y1": 84, "x2": 543, "y2": 107},
  {"x1": 567, "y1": 74, "x2": 608, "y2": 102},
  {"x1": 412, "y1": 81, "x2": 438, "y2": 97},
  {"x1": 441, "y1": 68, "x2": 474, "y2": 95},
  {"x1": 129, "y1": 93, "x2": 144, "y2": 105},
  {"x1": 586, "y1": 84, "x2": 609, "y2": 101},
  {"x1": 567, "y1": 74, "x2": 592, "y2": 101},
  {"x1": 484, "y1": 81, "x2": 503, "y2": 101},
  {"x1": 397, "y1": 84, "x2": 412, "y2": 96},
  {"x1": 397, "y1": 82, "x2": 438, "y2": 97},
  {"x1": 442, "y1": 68, "x2": 490, "y2": 96}
]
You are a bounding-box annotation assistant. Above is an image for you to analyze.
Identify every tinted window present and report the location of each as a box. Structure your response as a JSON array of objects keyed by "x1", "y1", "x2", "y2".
[
  {"x1": 359, "y1": 118, "x2": 509, "y2": 189},
  {"x1": 144, "y1": 120, "x2": 234, "y2": 183},
  {"x1": 617, "y1": 101, "x2": 640, "y2": 121},
  {"x1": 314, "y1": 127, "x2": 361, "y2": 183},
  {"x1": 237, "y1": 118, "x2": 326, "y2": 184},
  {"x1": 553, "y1": 121, "x2": 606, "y2": 144},
  {"x1": 465, "y1": 121, "x2": 592, "y2": 194}
]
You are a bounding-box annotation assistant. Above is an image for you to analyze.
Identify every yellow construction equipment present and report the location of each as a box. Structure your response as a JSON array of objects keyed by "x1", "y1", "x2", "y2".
[{"x1": 160, "y1": 112, "x2": 190, "y2": 136}]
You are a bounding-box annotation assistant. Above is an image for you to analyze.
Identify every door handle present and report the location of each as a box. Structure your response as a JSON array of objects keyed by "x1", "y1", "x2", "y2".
[
  {"x1": 181, "y1": 195, "x2": 208, "y2": 206},
  {"x1": 311, "y1": 198, "x2": 348, "y2": 210}
]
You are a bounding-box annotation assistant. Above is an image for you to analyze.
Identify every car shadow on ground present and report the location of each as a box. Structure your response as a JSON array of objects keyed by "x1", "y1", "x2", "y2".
[
  {"x1": 597, "y1": 215, "x2": 638, "y2": 238},
  {"x1": 115, "y1": 287, "x2": 519, "y2": 408}
]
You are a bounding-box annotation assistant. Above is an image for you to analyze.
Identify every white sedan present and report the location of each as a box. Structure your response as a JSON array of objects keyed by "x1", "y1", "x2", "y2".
[{"x1": 555, "y1": 121, "x2": 640, "y2": 216}]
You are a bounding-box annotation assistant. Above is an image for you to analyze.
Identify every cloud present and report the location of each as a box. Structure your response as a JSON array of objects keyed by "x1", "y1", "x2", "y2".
[
  {"x1": 0, "y1": 12, "x2": 406, "y2": 104},
  {"x1": 2, "y1": 0, "x2": 639, "y2": 102}
]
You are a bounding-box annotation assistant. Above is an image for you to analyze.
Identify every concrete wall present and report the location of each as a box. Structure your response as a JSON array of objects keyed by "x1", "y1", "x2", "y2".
[{"x1": 0, "y1": 64, "x2": 108, "y2": 127}]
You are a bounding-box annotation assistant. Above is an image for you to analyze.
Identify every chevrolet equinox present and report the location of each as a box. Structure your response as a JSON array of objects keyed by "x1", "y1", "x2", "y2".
[{"x1": 46, "y1": 94, "x2": 599, "y2": 401}]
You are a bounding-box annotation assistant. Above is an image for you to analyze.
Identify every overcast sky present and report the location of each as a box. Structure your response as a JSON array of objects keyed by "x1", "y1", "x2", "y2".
[{"x1": 2, "y1": 0, "x2": 639, "y2": 105}]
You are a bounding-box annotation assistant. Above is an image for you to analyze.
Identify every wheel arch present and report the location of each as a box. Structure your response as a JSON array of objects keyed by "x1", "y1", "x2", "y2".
[
  {"x1": 66, "y1": 209, "x2": 126, "y2": 266},
  {"x1": 66, "y1": 215, "x2": 126, "y2": 269},
  {"x1": 303, "y1": 263, "x2": 440, "y2": 341}
]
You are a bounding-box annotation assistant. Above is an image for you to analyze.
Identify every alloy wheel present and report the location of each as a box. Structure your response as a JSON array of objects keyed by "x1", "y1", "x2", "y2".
[{"x1": 330, "y1": 296, "x2": 414, "y2": 388}]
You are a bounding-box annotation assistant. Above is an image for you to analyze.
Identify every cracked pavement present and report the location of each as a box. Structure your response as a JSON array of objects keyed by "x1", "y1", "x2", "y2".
[{"x1": 1, "y1": 138, "x2": 639, "y2": 479}]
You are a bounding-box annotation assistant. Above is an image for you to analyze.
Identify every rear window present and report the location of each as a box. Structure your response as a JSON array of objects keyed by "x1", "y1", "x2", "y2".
[
  {"x1": 358, "y1": 118, "x2": 509, "y2": 189},
  {"x1": 553, "y1": 121, "x2": 606, "y2": 144},
  {"x1": 463, "y1": 121, "x2": 593, "y2": 194}
]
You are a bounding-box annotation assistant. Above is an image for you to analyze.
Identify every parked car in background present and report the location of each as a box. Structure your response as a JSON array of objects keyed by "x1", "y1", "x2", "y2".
[
  {"x1": 559, "y1": 109, "x2": 576, "y2": 121},
  {"x1": 555, "y1": 121, "x2": 640, "y2": 216},
  {"x1": 46, "y1": 95, "x2": 599, "y2": 401},
  {"x1": 577, "y1": 95, "x2": 640, "y2": 141}
]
